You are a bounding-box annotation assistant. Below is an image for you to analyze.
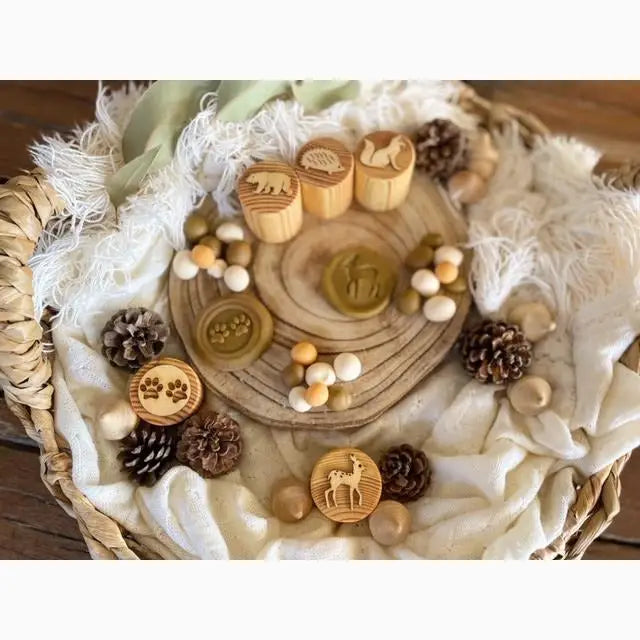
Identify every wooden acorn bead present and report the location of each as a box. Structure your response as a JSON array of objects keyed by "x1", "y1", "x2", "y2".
[
  {"x1": 507, "y1": 375, "x2": 552, "y2": 416},
  {"x1": 271, "y1": 477, "x2": 313, "y2": 523},
  {"x1": 238, "y1": 161, "x2": 302, "y2": 244},
  {"x1": 368, "y1": 500, "x2": 411, "y2": 546},
  {"x1": 447, "y1": 170, "x2": 487, "y2": 204},
  {"x1": 355, "y1": 131, "x2": 416, "y2": 212},
  {"x1": 296, "y1": 137, "x2": 354, "y2": 220},
  {"x1": 507, "y1": 302, "x2": 556, "y2": 343},
  {"x1": 469, "y1": 129, "x2": 499, "y2": 180}
]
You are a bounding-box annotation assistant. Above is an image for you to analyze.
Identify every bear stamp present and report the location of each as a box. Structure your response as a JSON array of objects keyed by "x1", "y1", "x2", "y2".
[{"x1": 246, "y1": 171, "x2": 293, "y2": 196}]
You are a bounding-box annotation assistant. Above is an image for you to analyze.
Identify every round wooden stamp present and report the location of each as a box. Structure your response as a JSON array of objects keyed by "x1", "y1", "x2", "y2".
[
  {"x1": 355, "y1": 130, "x2": 416, "y2": 212},
  {"x1": 322, "y1": 246, "x2": 397, "y2": 318},
  {"x1": 238, "y1": 160, "x2": 302, "y2": 244},
  {"x1": 195, "y1": 293, "x2": 274, "y2": 371},
  {"x1": 310, "y1": 448, "x2": 382, "y2": 523},
  {"x1": 129, "y1": 357, "x2": 203, "y2": 426},
  {"x1": 296, "y1": 137, "x2": 354, "y2": 220}
]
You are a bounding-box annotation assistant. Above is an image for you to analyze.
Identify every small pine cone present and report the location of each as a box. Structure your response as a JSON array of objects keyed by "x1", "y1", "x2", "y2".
[
  {"x1": 101, "y1": 307, "x2": 169, "y2": 372},
  {"x1": 379, "y1": 444, "x2": 430, "y2": 503},
  {"x1": 415, "y1": 118, "x2": 468, "y2": 181},
  {"x1": 118, "y1": 422, "x2": 176, "y2": 486},
  {"x1": 176, "y1": 411, "x2": 242, "y2": 479},
  {"x1": 458, "y1": 319, "x2": 533, "y2": 385}
]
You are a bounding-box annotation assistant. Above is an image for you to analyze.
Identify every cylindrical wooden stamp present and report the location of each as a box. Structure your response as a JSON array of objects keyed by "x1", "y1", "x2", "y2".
[
  {"x1": 238, "y1": 160, "x2": 302, "y2": 243},
  {"x1": 295, "y1": 137, "x2": 354, "y2": 219},
  {"x1": 354, "y1": 130, "x2": 416, "y2": 212}
]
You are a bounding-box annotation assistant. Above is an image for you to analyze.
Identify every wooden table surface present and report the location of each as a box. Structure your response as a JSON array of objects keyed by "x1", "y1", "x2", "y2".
[{"x1": 1, "y1": 80, "x2": 640, "y2": 560}]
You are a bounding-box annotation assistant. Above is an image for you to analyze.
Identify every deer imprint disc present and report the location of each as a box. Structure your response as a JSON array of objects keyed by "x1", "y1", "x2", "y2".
[
  {"x1": 322, "y1": 246, "x2": 396, "y2": 319},
  {"x1": 310, "y1": 448, "x2": 382, "y2": 523},
  {"x1": 129, "y1": 357, "x2": 203, "y2": 426}
]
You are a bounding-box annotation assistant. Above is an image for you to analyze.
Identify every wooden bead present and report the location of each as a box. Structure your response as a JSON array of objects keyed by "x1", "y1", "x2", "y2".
[
  {"x1": 333, "y1": 353, "x2": 362, "y2": 382},
  {"x1": 238, "y1": 161, "x2": 302, "y2": 243},
  {"x1": 447, "y1": 170, "x2": 487, "y2": 204},
  {"x1": 96, "y1": 397, "x2": 139, "y2": 440},
  {"x1": 207, "y1": 259, "x2": 227, "y2": 279},
  {"x1": 172, "y1": 250, "x2": 200, "y2": 280},
  {"x1": 305, "y1": 362, "x2": 336, "y2": 386},
  {"x1": 423, "y1": 295, "x2": 457, "y2": 322},
  {"x1": 327, "y1": 386, "x2": 352, "y2": 412},
  {"x1": 397, "y1": 288, "x2": 421, "y2": 315},
  {"x1": 281, "y1": 362, "x2": 305, "y2": 388},
  {"x1": 434, "y1": 245, "x2": 464, "y2": 267},
  {"x1": 405, "y1": 244, "x2": 434, "y2": 270},
  {"x1": 289, "y1": 386, "x2": 312, "y2": 413},
  {"x1": 129, "y1": 357, "x2": 203, "y2": 426},
  {"x1": 225, "y1": 240, "x2": 253, "y2": 267},
  {"x1": 310, "y1": 448, "x2": 382, "y2": 523},
  {"x1": 291, "y1": 341, "x2": 317, "y2": 366},
  {"x1": 296, "y1": 137, "x2": 354, "y2": 219},
  {"x1": 444, "y1": 274, "x2": 468, "y2": 294},
  {"x1": 411, "y1": 269, "x2": 440, "y2": 297},
  {"x1": 421, "y1": 232, "x2": 444, "y2": 248},
  {"x1": 223, "y1": 264, "x2": 250, "y2": 292},
  {"x1": 304, "y1": 382, "x2": 329, "y2": 407},
  {"x1": 271, "y1": 477, "x2": 313, "y2": 523},
  {"x1": 354, "y1": 131, "x2": 416, "y2": 212},
  {"x1": 469, "y1": 129, "x2": 499, "y2": 180},
  {"x1": 435, "y1": 261, "x2": 459, "y2": 284},
  {"x1": 191, "y1": 244, "x2": 216, "y2": 269},
  {"x1": 507, "y1": 301, "x2": 556, "y2": 343},
  {"x1": 368, "y1": 500, "x2": 411, "y2": 546},
  {"x1": 198, "y1": 235, "x2": 222, "y2": 258},
  {"x1": 507, "y1": 375, "x2": 552, "y2": 416},
  {"x1": 184, "y1": 214, "x2": 210, "y2": 244},
  {"x1": 215, "y1": 222, "x2": 244, "y2": 244}
]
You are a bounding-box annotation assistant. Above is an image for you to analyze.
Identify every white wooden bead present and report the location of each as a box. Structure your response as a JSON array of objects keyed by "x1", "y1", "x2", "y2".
[
  {"x1": 172, "y1": 250, "x2": 200, "y2": 280},
  {"x1": 289, "y1": 386, "x2": 312, "y2": 413},
  {"x1": 423, "y1": 295, "x2": 457, "y2": 322},
  {"x1": 410, "y1": 269, "x2": 440, "y2": 297},
  {"x1": 434, "y1": 245, "x2": 464, "y2": 267},
  {"x1": 223, "y1": 264, "x2": 250, "y2": 292},
  {"x1": 207, "y1": 259, "x2": 228, "y2": 279},
  {"x1": 215, "y1": 222, "x2": 244, "y2": 243},
  {"x1": 305, "y1": 362, "x2": 336, "y2": 386},
  {"x1": 96, "y1": 398, "x2": 139, "y2": 440},
  {"x1": 333, "y1": 353, "x2": 362, "y2": 382}
]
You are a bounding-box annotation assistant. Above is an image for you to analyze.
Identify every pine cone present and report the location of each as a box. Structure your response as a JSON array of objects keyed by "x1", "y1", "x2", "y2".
[
  {"x1": 415, "y1": 118, "x2": 468, "y2": 181},
  {"x1": 379, "y1": 444, "x2": 430, "y2": 503},
  {"x1": 176, "y1": 411, "x2": 242, "y2": 479},
  {"x1": 101, "y1": 307, "x2": 169, "y2": 372},
  {"x1": 118, "y1": 422, "x2": 176, "y2": 486},
  {"x1": 458, "y1": 319, "x2": 533, "y2": 384}
]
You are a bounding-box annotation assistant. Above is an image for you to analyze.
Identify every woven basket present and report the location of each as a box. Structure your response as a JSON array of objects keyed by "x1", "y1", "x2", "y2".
[{"x1": 0, "y1": 84, "x2": 637, "y2": 560}]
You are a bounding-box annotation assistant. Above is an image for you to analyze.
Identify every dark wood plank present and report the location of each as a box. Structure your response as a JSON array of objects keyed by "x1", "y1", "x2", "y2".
[
  {"x1": 0, "y1": 400, "x2": 33, "y2": 447},
  {"x1": 583, "y1": 539, "x2": 640, "y2": 560},
  {"x1": 601, "y1": 453, "x2": 640, "y2": 544},
  {"x1": 0, "y1": 442, "x2": 90, "y2": 559}
]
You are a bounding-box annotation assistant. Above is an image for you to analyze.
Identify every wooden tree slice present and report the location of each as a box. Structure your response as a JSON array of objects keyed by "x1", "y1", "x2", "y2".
[{"x1": 169, "y1": 173, "x2": 471, "y2": 430}]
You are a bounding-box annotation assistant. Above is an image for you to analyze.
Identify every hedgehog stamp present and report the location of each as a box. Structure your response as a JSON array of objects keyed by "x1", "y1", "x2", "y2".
[{"x1": 299, "y1": 146, "x2": 345, "y2": 174}]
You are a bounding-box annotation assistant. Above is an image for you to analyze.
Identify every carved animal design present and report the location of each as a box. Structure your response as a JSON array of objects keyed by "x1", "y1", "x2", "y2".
[
  {"x1": 246, "y1": 171, "x2": 292, "y2": 196},
  {"x1": 299, "y1": 147, "x2": 344, "y2": 174},
  {"x1": 325, "y1": 453, "x2": 365, "y2": 511},
  {"x1": 340, "y1": 254, "x2": 380, "y2": 301},
  {"x1": 360, "y1": 135, "x2": 406, "y2": 171}
]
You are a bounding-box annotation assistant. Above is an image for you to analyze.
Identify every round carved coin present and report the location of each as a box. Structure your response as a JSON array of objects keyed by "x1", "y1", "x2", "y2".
[
  {"x1": 129, "y1": 357, "x2": 203, "y2": 426},
  {"x1": 321, "y1": 246, "x2": 397, "y2": 319},
  {"x1": 195, "y1": 293, "x2": 274, "y2": 371},
  {"x1": 310, "y1": 448, "x2": 382, "y2": 523}
]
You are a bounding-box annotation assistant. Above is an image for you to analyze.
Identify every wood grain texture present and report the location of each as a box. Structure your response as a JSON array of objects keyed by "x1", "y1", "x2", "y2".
[{"x1": 171, "y1": 173, "x2": 471, "y2": 430}]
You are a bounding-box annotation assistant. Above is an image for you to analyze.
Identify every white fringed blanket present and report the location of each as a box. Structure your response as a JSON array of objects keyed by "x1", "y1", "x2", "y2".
[{"x1": 32, "y1": 81, "x2": 640, "y2": 559}]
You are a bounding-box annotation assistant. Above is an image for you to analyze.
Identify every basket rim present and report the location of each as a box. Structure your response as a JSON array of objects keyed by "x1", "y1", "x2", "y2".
[{"x1": 0, "y1": 82, "x2": 637, "y2": 560}]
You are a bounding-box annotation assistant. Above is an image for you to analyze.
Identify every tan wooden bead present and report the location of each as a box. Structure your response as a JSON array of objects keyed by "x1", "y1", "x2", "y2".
[
  {"x1": 271, "y1": 477, "x2": 313, "y2": 523},
  {"x1": 304, "y1": 382, "x2": 329, "y2": 407},
  {"x1": 435, "y1": 261, "x2": 459, "y2": 284},
  {"x1": 368, "y1": 500, "x2": 411, "y2": 546},
  {"x1": 291, "y1": 341, "x2": 317, "y2": 366},
  {"x1": 191, "y1": 244, "x2": 216, "y2": 269}
]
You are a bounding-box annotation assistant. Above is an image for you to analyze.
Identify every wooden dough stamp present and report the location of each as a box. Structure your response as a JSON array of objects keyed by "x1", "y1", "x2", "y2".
[
  {"x1": 310, "y1": 448, "x2": 382, "y2": 523},
  {"x1": 355, "y1": 131, "x2": 416, "y2": 212},
  {"x1": 296, "y1": 137, "x2": 354, "y2": 220},
  {"x1": 129, "y1": 357, "x2": 203, "y2": 426},
  {"x1": 238, "y1": 160, "x2": 302, "y2": 244}
]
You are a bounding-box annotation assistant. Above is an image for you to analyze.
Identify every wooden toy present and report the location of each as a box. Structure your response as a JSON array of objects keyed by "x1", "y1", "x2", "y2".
[
  {"x1": 296, "y1": 137, "x2": 354, "y2": 219},
  {"x1": 194, "y1": 293, "x2": 274, "y2": 371},
  {"x1": 129, "y1": 357, "x2": 203, "y2": 426},
  {"x1": 238, "y1": 161, "x2": 302, "y2": 243},
  {"x1": 310, "y1": 448, "x2": 382, "y2": 523},
  {"x1": 354, "y1": 131, "x2": 416, "y2": 212}
]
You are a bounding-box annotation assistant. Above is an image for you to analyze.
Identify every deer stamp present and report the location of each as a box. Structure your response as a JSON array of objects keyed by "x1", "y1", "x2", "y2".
[{"x1": 325, "y1": 453, "x2": 365, "y2": 511}]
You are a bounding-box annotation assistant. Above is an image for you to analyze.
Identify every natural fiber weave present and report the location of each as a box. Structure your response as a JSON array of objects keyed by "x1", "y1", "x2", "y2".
[{"x1": 0, "y1": 86, "x2": 636, "y2": 560}]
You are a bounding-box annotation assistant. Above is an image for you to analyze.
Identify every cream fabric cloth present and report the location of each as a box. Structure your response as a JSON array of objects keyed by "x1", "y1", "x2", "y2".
[{"x1": 51, "y1": 218, "x2": 640, "y2": 560}]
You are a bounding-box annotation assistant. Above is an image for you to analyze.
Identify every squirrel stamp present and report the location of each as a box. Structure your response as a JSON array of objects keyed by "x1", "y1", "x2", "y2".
[{"x1": 359, "y1": 135, "x2": 406, "y2": 171}]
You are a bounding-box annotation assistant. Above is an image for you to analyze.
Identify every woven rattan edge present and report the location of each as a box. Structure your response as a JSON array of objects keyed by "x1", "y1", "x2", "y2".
[{"x1": 0, "y1": 85, "x2": 638, "y2": 560}]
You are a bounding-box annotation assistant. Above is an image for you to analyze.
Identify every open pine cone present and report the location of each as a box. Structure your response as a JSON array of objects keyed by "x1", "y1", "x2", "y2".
[
  {"x1": 118, "y1": 422, "x2": 177, "y2": 486},
  {"x1": 379, "y1": 444, "x2": 430, "y2": 503},
  {"x1": 458, "y1": 319, "x2": 532, "y2": 384},
  {"x1": 176, "y1": 411, "x2": 243, "y2": 479},
  {"x1": 414, "y1": 118, "x2": 468, "y2": 181},
  {"x1": 101, "y1": 307, "x2": 169, "y2": 372}
]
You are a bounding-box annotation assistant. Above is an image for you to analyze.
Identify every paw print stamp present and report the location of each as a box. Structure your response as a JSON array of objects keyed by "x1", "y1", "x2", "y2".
[
  {"x1": 140, "y1": 376, "x2": 163, "y2": 399},
  {"x1": 166, "y1": 378, "x2": 188, "y2": 403},
  {"x1": 209, "y1": 322, "x2": 230, "y2": 344},
  {"x1": 229, "y1": 313, "x2": 251, "y2": 337}
]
